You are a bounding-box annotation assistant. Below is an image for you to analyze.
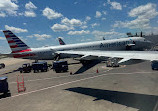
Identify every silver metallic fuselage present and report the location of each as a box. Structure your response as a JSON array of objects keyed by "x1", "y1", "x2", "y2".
[{"x1": 22, "y1": 37, "x2": 152, "y2": 60}]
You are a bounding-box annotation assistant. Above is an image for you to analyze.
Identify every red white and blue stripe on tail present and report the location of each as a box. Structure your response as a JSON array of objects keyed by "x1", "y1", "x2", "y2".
[
  {"x1": 3, "y1": 30, "x2": 31, "y2": 53},
  {"x1": 58, "y1": 37, "x2": 65, "y2": 45},
  {"x1": 3, "y1": 30, "x2": 35, "y2": 58}
]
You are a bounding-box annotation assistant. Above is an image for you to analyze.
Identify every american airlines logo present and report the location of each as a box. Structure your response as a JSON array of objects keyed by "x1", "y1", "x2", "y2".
[{"x1": 100, "y1": 41, "x2": 131, "y2": 48}]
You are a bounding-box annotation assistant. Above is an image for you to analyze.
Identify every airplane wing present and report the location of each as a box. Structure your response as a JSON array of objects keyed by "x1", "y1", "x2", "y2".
[{"x1": 57, "y1": 50, "x2": 158, "y2": 63}]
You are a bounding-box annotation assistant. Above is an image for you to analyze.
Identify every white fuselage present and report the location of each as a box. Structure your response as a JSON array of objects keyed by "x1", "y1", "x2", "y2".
[{"x1": 18, "y1": 37, "x2": 152, "y2": 60}]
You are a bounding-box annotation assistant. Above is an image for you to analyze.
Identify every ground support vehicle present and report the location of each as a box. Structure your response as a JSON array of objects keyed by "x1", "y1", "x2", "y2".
[
  {"x1": 151, "y1": 61, "x2": 158, "y2": 70},
  {"x1": 106, "y1": 58, "x2": 119, "y2": 67},
  {"x1": 20, "y1": 63, "x2": 32, "y2": 73},
  {"x1": 0, "y1": 77, "x2": 10, "y2": 97},
  {"x1": 32, "y1": 61, "x2": 48, "y2": 73},
  {"x1": 52, "y1": 61, "x2": 68, "y2": 73}
]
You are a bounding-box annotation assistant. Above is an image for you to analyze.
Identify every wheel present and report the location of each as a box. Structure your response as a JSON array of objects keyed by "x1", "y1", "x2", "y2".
[
  {"x1": 3, "y1": 92, "x2": 10, "y2": 97},
  {"x1": 2, "y1": 64, "x2": 5, "y2": 68},
  {"x1": 56, "y1": 70, "x2": 60, "y2": 73}
]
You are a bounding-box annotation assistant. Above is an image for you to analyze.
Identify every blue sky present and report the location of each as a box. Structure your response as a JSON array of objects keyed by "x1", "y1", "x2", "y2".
[{"x1": 0, "y1": 0, "x2": 158, "y2": 53}]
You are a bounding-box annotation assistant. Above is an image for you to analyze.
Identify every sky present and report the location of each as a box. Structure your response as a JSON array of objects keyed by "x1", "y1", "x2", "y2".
[{"x1": 0, "y1": 0, "x2": 158, "y2": 53}]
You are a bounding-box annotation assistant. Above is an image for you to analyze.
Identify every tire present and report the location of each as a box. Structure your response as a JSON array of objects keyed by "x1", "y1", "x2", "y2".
[
  {"x1": 56, "y1": 70, "x2": 60, "y2": 73},
  {"x1": 2, "y1": 64, "x2": 5, "y2": 68}
]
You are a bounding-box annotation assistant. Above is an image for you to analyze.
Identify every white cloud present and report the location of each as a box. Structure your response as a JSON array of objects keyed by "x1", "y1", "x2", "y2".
[
  {"x1": 67, "y1": 30, "x2": 90, "y2": 35},
  {"x1": 24, "y1": 11, "x2": 36, "y2": 17},
  {"x1": 27, "y1": 35, "x2": 33, "y2": 38},
  {"x1": 92, "y1": 30, "x2": 125, "y2": 39},
  {"x1": 11, "y1": 0, "x2": 18, "y2": 3},
  {"x1": 74, "y1": 2, "x2": 78, "y2": 5},
  {"x1": 51, "y1": 24, "x2": 73, "y2": 32},
  {"x1": 33, "y1": 34, "x2": 51, "y2": 38},
  {"x1": 52, "y1": 18, "x2": 84, "y2": 32},
  {"x1": 0, "y1": 0, "x2": 19, "y2": 16},
  {"x1": 103, "y1": 3, "x2": 106, "y2": 6},
  {"x1": 79, "y1": 16, "x2": 91, "y2": 29},
  {"x1": 34, "y1": 34, "x2": 51, "y2": 40},
  {"x1": 18, "y1": 12, "x2": 23, "y2": 16},
  {"x1": 80, "y1": 38, "x2": 92, "y2": 42},
  {"x1": 95, "y1": 11, "x2": 102, "y2": 18},
  {"x1": 92, "y1": 30, "x2": 120, "y2": 35},
  {"x1": 143, "y1": 27, "x2": 158, "y2": 35},
  {"x1": 85, "y1": 16, "x2": 91, "y2": 21},
  {"x1": 123, "y1": 4, "x2": 127, "y2": 8},
  {"x1": 91, "y1": 23, "x2": 100, "y2": 28},
  {"x1": 27, "y1": 34, "x2": 51, "y2": 40},
  {"x1": 102, "y1": 11, "x2": 107, "y2": 15},
  {"x1": 81, "y1": 25, "x2": 88, "y2": 29},
  {"x1": 152, "y1": 27, "x2": 158, "y2": 35},
  {"x1": 23, "y1": 23, "x2": 27, "y2": 25},
  {"x1": 113, "y1": 3, "x2": 158, "y2": 30},
  {"x1": 61, "y1": 18, "x2": 82, "y2": 26},
  {"x1": 102, "y1": 18, "x2": 106, "y2": 20},
  {"x1": 24, "y1": 2, "x2": 37, "y2": 17},
  {"x1": 113, "y1": 19, "x2": 150, "y2": 29},
  {"x1": 128, "y1": 3, "x2": 158, "y2": 19},
  {"x1": 42, "y1": 7, "x2": 63, "y2": 20},
  {"x1": 0, "y1": 12, "x2": 6, "y2": 17},
  {"x1": 107, "y1": 0, "x2": 122, "y2": 10},
  {"x1": 5, "y1": 25, "x2": 28, "y2": 33},
  {"x1": 0, "y1": 37, "x2": 5, "y2": 40},
  {"x1": 25, "y1": 1, "x2": 37, "y2": 10}
]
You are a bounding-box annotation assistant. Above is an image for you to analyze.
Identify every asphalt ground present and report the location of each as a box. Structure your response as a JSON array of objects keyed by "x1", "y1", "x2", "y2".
[{"x1": 0, "y1": 58, "x2": 158, "y2": 111}]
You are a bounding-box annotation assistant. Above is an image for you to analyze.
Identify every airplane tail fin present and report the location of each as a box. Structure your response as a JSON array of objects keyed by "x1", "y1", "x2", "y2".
[
  {"x1": 3, "y1": 30, "x2": 30, "y2": 53},
  {"x1": 58, "y1": 37, "x2": 66, "y2": 45}
]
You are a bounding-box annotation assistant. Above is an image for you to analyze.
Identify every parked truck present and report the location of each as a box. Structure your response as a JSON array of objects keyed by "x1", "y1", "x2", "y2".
[
  {"x1": 20, "y1": 63, "x2": 32, "y2": 73},
  {"x1": 32, "y1": 61, "x2": 48, "y2": 73},
  {"x1": 52, "y1": 61, "x2": 68, "y2": 73},
  {"x1": 0, "y1": 77, "x2": 10, "y2": 97},
  {"x1": 151, "y1": 61, "x2": 158, "y2": 70}
]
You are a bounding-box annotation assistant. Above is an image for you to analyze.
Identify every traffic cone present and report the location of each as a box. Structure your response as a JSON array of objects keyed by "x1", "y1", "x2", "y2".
[{"x1": 96, "y1": 68, "x2": 99, "y2": 73}]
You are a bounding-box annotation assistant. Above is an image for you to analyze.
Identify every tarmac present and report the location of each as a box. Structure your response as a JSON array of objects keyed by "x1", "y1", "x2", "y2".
[{"x1": 0, "y1": 58, "x2": 158, "y2": 111}]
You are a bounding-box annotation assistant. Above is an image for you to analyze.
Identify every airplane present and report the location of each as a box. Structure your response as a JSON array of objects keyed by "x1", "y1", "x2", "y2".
[
  {"x1": 58, "y1": 37, "x2": 66, "y2": 45},
  {"x1": 2, "y1": 30, "x2": 152, "y2": 62}
]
